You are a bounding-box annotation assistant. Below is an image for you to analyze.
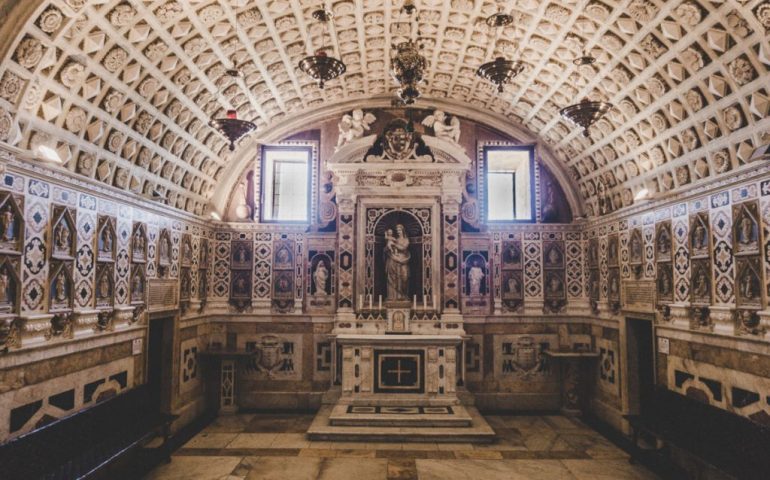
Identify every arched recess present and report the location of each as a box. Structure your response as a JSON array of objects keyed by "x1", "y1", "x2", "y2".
[{"x1": 212, "y1": 95, "x2": 584, "y2": 219}]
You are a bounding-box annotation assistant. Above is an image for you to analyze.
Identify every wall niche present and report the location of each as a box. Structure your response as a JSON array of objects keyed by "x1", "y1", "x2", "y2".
[{"x1": 732, "y1": 201, "x2": 764, "y2": 336}]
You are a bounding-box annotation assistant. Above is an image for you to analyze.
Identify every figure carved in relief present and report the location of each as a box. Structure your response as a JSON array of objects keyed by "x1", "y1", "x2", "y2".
[
  {"x1": 159, "y1": 238, "x2": 170, "y2": 263},
  {"x1": 547, "y1": 275, "x2": 563, "y2": 296},
  {"x1": 421, "y1": 110, "x2": 461, "y2": 144},
  {"x1": 335, "y1": 109, "x2": 376, "y2": 150},
  {"x1": 658, "y1": 271, "x2": 671, "y2": 296},
  {"x1": 313, "y1": 261, "x2": 329, "y2": 295},
  {"x1": 505, "y1": 243, "x2": 521, "y2": 265},
  {"x1": 0, "y1": 269, "x2": 11, "y2": 307},
  {"x1": 469, "y1": 260, "x2": 485, "y2": 296},
  {"x1": 657, "y1": 228, "x2": 670, "y2": 254},
  {"x1": 384, "y1": 225, "x2": 410, "y2": 301},
  {"x1": 693, "y1": 270, "x2": 709, "y2": 298},
  {"x1": 55, "y1": 271, "x2": 67, "y2": 303},
  {"x1": 740, "y1": 270, "x2": 757, "y2": 300},
  {"x1": 1, "y1": 206, "x2": 16, "y2": 241},
  {"x1": 546, "y1": 246, "x2": 562, "y2": 267},
  {"x1": 236, "y1": 244, "x2": 248, "y2": 264},
  {"x1": 630, "y1": 233, "x2": 642, "y2": 261},
  {"x1": 101, "y1": 227, "x2": 112, "y2": 253},
  {"x1": 55, "y1": 223, "x2": 71, "y2": 254},
  {"x1": 737, "y1": 215, "x2": 757, "y2": 248},
  {"x1": 98, "y1": 273, "x2": 110, "y2": 299},
  {"x1": 692, "y1": 222, "x2": 708, "y2": 250},
  {"x1": 133, "y1": 229, "x2": 145, "y2": 255},
  {"x1": 234, "y1": 275, "x2": 248, "y2": 295},
  {"x1": 506, "y1": 276, "x2": 521, "y2": 295},
  {"x1": 132, "y1": 274, "x2": 143, "y2": 299}
]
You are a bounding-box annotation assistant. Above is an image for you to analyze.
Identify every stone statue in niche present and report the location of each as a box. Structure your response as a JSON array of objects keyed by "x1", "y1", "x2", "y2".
[
  {"x1": 54, "y1": 222, "x2": 71, "y2": 256},
  {"x1": 734, "y1": 207, "x2": 759, "y2": 254},
  {"x1": 159, "y1": 237, "x2": 170, "y2": 264},
  {"x1": 739, "y1": 269, "x2": 758, "y2": 300},
  {"x1": 468, "y1": 260, "x2": 485, "y2": 296},
  {"x1": 608, "y1": 237, "x2": 619, "y2": 265},
  {"x1": 544, "y1": 244, "x2": 563, "y2": 268},
  {"x1": 657, "y1": 267, "x2": 672, "y2": 297},
  {"x1": 100, "y1": 227, "x2": 112, "y2": 254},
  {"x1": 1, "y1": 206, "x2": 16, "y2": 242},
  {"x1": 384, "y1": 225, "x2": 411, "y2": 301},
  {"x1": 421, "y1": 110, "x2": 461, "y2": 144},
  {"x1": 313, "y1": 261, "x2": 329, "y2": 296},
  {"x1": 132, "y1": 228, "x2": 146, "y2": 259},
  {"x1": 691, "y1": 218, "x2": 709, "y2": 256},
  {"x1": 545, "y1": 273, "x2": 564, "y2": 297},
  {"x1": 97, "y1": 272, "x2": 111, "y2": 301},
  {"x1": 502, "y1": 241, "x2": 522, "y2": 268},
  {"x1": 364, "y1": 119, "x2": 433, "y2": 163},
  {"x1": 233, "y1": 243, "x2": 250, "y2": 267},
  {"x1": 131, "y1": 272, "x2": 144, "y2": 302},
  {"x1": 54, "y1": 270, "x2": 68, "y2": 304},
  {"x1": 736, "y1": 259, "x2": 761, "y2": 306},
  {"x1": 336, "y1": 109, "x2": 376, "y2": 150},
  {"x1": 180, "y1": 272, "x2": 190, "y2": 298},
  {"x1": 274, "y1": 245, "x2": 292, "y2": 270},
  {"x1": 656, "y1": 224, "x2": 671, "y2": 259},
  {"x1": 629, "y1": 231, "x2": 643, "y2": 263},
  {"x1": 0, "y1": 267, "x2": 12, "y2": 310},
  {"x1": 691, "y1": 262, "x2": 710, "y2": 301},
  {"x1": 504, "y1": 274, "x2": 522, "y2": 298}
]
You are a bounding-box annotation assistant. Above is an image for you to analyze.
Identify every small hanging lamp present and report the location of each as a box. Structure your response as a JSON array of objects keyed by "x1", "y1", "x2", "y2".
[{"x1": 298, "y1": 9, "x2": 346, "y2": 88}]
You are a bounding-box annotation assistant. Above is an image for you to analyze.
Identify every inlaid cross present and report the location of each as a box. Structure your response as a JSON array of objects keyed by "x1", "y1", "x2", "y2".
[{"x1": 387, "y1": 359, "x2": 410, "y2": 384}]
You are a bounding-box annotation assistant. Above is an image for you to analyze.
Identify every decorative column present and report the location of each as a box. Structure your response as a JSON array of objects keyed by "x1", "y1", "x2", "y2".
[
  {"x1": 336, "y1": 197, "x2": 356, "y2": 326},
  {"x1": 523, "y1": 232, "x2": 543, "y2": 315},
  {"x1": 670, "y1": 203, "x2": 691, "y2": 328},
  {"x1": 441, "y1": 199, "x2": 461, "y2": 322},
  {"x1": 709, "y1": 192, "x2": 735, "y2": 335}
]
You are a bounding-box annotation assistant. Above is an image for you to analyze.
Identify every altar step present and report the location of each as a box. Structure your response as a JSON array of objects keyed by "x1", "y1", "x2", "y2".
[
  {"x1": 306, "y1": 404, "x2": 496, "y2": 443},
  {"x1": 328, "y1": 403, "x2": 473, "y2": 427}
]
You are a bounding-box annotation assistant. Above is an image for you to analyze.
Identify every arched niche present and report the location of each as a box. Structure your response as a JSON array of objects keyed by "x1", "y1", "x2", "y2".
[
  {"x1": 50, "y1": 205, "x2": 76, "y2": 261},
  {"x1": 48, "y1": 261, "x2": 73, "y2": 312},
  {"x1": 96, "y1": 215, "x2": 116, "y2": 262},
  {"x1": 0, "y1": 192, "x2": 23, "y2": 254}
]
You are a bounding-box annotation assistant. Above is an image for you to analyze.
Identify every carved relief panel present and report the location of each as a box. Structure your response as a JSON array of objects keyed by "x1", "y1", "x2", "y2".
[
  {"x1": 542, "y1": 239, "x2": 566, "y2": 313},
  {"x1": 156, "y1": 228, "x2": 172, "y2": 278},
  {"x1": 96, "y1": 216, "x2": 116, "y2": 263},
  {"x1": 50, "y1": 205, "x2": 76, "y2": 261},
  {"x1": 732, "y1": 201, "x2": 764, "y2": 335}
]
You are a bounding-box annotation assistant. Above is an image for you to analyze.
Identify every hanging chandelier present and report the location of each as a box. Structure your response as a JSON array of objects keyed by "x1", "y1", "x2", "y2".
[
  {"x1": 476, "y1": 6, "x2": 525, "y2": 93},
  {"x1": 391, "y1": 1, "x2": 427, "y2": 104},
  {"x1": 559, "y1": 99, "x2": 613, "y2": 137},
  {"x1": 298, "y1": 10, "x2": 346, "y2": 88},
  {"x1": 208, "y1": 66, "x2": 256, "y2": 151}
]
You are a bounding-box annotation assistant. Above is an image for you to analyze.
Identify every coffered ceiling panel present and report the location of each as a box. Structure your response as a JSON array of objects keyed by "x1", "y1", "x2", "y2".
[{"x1": 0, "y1": 0, "x2": 768, "y2": 216}]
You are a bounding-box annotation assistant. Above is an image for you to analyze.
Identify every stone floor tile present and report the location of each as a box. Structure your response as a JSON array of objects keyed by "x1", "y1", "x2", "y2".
[
  {"x1": 387, "y1": 459, "x2": 418, "y2": 480},
  {"x1": 436, "y1": 442, "x2": 475, "y2": 451},
  {"x1": 298, "y1": 448, "x2": 338, "y2": 458},
  {"x1": 243, "y1": 456, "x2": 322, "y2": 480},
  {"x1": 226, "y1": 433, "x2": 278, "y2": 449},
  {"x1": 316, "y1": 457, "x2": 389, "y2": 480},
  {"x1": 202, "y1": 415, "x2": 255, "y2": 434},
  {"x1": 398, "y1": 442, "x2": 439, "y2": 451},
  {"x1": 562, "y1": 459, "x2": 659, "y2": 480},
  {"x1": 144, "y1": 455, "x2": 243, "y2": 480},
  {"x1": 269, "y1": 433, "x2": 311, "y2": 449},
  {"x1": 453, "y1": 449, "x2": 504, "y2": 460},
  {"x1": 182, "y1": 432, "x2": 237, "y2": 449},
  {"x1": 334, "y1": 449, "x2": 377, "y2": 458}
]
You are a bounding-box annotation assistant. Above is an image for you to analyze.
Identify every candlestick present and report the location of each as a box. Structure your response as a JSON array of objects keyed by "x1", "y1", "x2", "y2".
[
  {"x1": 413, "y1": 295, "x2": 417, "y2": 310},
  {"x1": 358, "y1": 294, "x2": 363, "y2": 310},
  {"x1": 422, "y1": 295, "x2": 426, "y2": 309},
  {"x1": 369, "y1": 294, "x2": 373, "y2": 309},
  {"x1": 378, "y1": 295, "x2": 382, "y2": 310}
]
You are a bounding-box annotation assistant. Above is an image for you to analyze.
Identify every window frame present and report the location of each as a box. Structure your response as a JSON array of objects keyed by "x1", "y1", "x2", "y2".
[
  {"x1": 259, "y1": 144, "x2": 314, "y2": 224},
  {"x1": 481, "y1": 144, "x2": 536, "y2": 224}
]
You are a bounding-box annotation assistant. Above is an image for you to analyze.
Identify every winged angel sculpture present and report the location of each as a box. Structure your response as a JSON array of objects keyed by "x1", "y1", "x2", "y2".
[
  {"x1": 335, "y1": 109, "x2": 377, "y2": 150},
  {"x1": 421, "y1": 110, "x2": 461, "y2": 145}
]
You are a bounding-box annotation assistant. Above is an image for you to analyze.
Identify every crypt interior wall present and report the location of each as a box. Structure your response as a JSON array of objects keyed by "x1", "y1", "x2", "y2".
[{"x1": 1, "y1": 104, "x2": 770, "y2": 446}]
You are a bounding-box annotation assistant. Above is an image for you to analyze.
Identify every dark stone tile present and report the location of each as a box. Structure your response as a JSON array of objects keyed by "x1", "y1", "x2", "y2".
[
  {"x1": 421, "y1": 450, "x2": 456, "y2": 459},
  {"x1": 175, "y1": 448, "x2": 225, "y2": 456},
  {"x1": 223, "y1": 448, "x2": 301, "y2": 456}
]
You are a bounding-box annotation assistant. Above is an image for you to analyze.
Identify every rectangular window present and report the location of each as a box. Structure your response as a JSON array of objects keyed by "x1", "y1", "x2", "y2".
[
  {"x1": 261, "y1": 146, "x2": 311, "y2": 222},
  {"x1": 484, "y1": 146, "x2": 535, "y2": 222}
]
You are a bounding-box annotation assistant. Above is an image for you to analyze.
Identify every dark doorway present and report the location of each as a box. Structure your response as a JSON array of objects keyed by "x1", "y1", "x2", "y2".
[
  {"x1": 626, "y1": 318, "x2": 655, "y2": 416},
  {"x1": 147, "y1": 317, "x2": 174, "y2": 414}
]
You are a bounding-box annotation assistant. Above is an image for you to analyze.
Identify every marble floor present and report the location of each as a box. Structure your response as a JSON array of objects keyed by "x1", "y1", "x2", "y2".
[{"x1": 144, "y1": 413, "x2": 659, "y2": 480}]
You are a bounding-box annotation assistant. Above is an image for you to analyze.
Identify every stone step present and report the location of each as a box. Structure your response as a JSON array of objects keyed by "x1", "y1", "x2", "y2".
[
  {"x1": 328, "y1": 403, "x2": 473, "y2": 427},
  {"x1": 307, "y1": 405, "x2": 496, "y2": 443}
]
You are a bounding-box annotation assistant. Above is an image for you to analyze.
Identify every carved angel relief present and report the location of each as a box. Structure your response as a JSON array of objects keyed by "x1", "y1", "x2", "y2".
[
  {"x1": 421, "y1": 110, "x2": 461, "y2": 145},
  {"x1": 336, "y1": 109, "x2": 376, "y2": 150}
]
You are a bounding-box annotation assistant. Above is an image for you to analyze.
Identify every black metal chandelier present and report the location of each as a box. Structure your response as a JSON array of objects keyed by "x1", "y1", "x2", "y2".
[
  {"x1": 298, "y1": 10, "x2": 346, "y2": 88},
  {"x1": 560, "y1": 98, "x2": 613, "y2": 138},
  {"x1": 391, "y1": 1, "x2": 427, "y2": 104},
  {"x1": 208, "y1": 67, "x2": 256, "y2": 151},
  {"x1": 476, "y1": 8, "x2": 525, "y2": 93}
]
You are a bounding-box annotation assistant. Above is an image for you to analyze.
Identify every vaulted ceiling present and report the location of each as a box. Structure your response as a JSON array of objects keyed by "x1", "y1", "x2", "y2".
[{"x1": 0, "y1": 0, "x2": 768, "y2": 217}]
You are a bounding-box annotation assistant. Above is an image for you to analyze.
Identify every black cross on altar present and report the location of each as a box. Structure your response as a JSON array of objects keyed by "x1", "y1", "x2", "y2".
[{"x1": 387, "y1": 360, "x2": 409, "y2": 384}]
